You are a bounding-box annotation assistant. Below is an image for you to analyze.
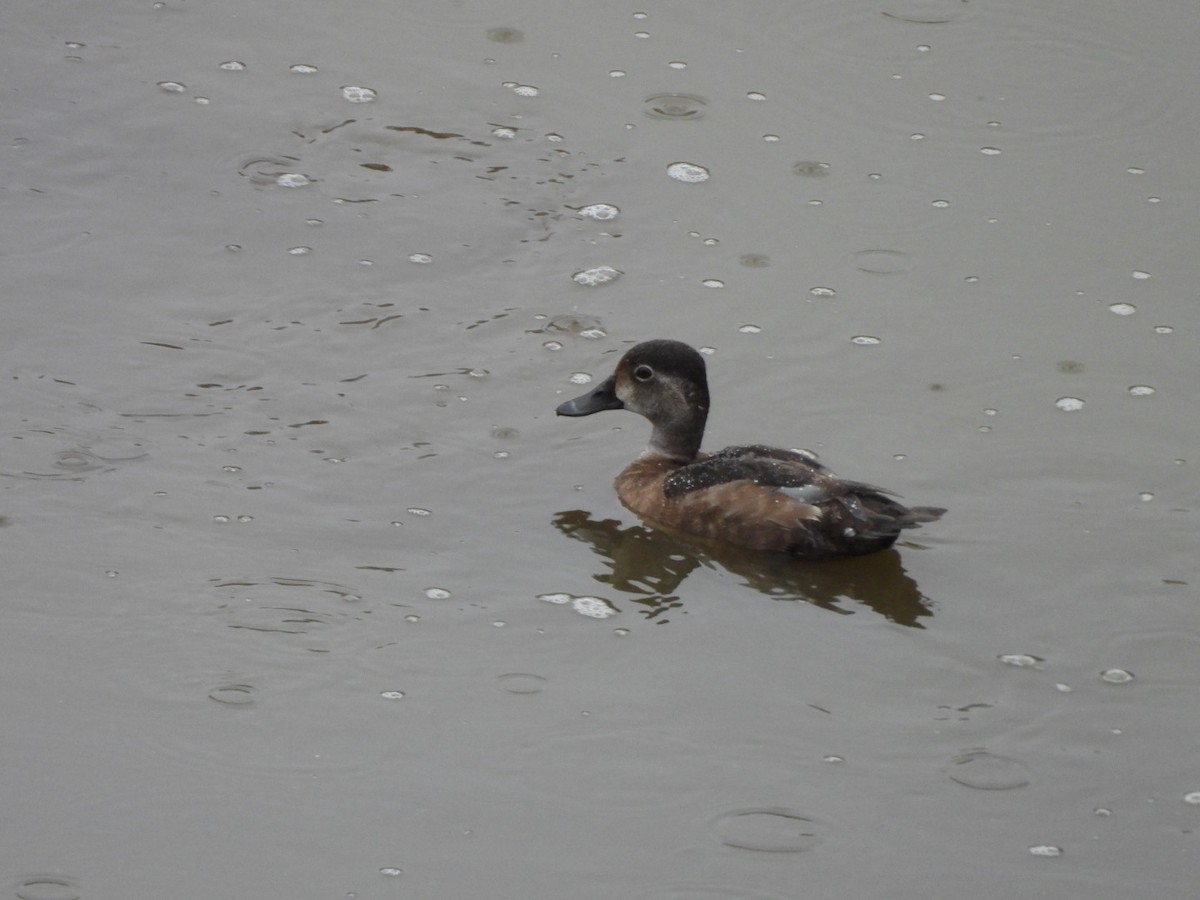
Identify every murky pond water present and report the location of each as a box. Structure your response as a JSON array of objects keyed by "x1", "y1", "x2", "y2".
[{"x1": 4, "y1": 1, "x2": 1198, "y2": 897}]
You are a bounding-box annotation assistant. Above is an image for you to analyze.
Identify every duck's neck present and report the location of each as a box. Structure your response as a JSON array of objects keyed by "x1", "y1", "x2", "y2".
[{"x1": 646, "y1": 408, "x2": 707, "y2": 463}]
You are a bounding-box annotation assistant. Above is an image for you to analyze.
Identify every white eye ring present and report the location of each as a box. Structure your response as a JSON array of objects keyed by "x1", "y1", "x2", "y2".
[{"x1": 633, "y1": 364, "x2": 654, "y2": 381}]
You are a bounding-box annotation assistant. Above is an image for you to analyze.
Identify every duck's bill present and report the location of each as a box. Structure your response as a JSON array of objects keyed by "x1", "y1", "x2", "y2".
[{"x1": 556, "y1": 375, "x2": 624, "y2": 416}]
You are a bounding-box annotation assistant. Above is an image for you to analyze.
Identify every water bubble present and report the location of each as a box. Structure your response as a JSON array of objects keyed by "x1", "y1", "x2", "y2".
[
  {"x1": 643, "y1": 93, "x2": 709, "y2": 119},
  {"x1": 379, "y1": 867, "x2": 403, "y2": 877},
  {"x1": 572, "y1": 265, "x2": 622, "y2": 286},
  {"x1": 738, "y1": 324, "x2": 762, "y2": 334},
  {"x1": 634, "y1": 31, "x2": 650, "y2": 38},
  {"x1": 1126, "y1": 166, "x2": 1145, "y2": 174},
  {"x1": 1131, "y1": 270, "x2": 1151, "y2": 280},
  {"x1": 1094, "y1": 807, "x2": 1113, "y2": 816},
  {"x1": 542, "y1": 340, "x2": 563, "y2": 351},
  {"x1": 546, "y1": 314, "x2": 604, "y2": 336},
  {"x1": 910, "y1": 133, "x2": 926, "y2": 141},
  {"x1": 1128, "y1": 385, "x2": 1155, "y2": 397},
  {"x1": 701, "y1": 279, "x2": 725, "y2": 288},
  {"x1": 157, "y1": 81, "x2": 187, "y2": 92},
  {"x1": 424, "y1": 587, "x2": 451, "y2": 600},
  {"x1": 711, "y1": 807, "x2": 823, "y2": 853},
  {"x1": 219, "y1": 60, "x2": 246, "y2": 71},
  {"x1": 380, "y1": 690, "x2": 406, "y2": 700},
  {"x1": 1154, "y1": 325, "x2": 1173, "y2": 334},
  {"x1": 1138, "y1": 492, "x2": 1154, "y2": 502},
  {"x1": 511, "y1": 84, "x2": 539, "y2": 96},
  {"x1": 609, "y1": 69, "x2": 626, "y2": 78},
  {"x1": 1028, "y1": 845, "x2": 1062, "y2": 858},
  {"x1": 999, "y1": 653, "x2": 1042, "y2": 667},
  {"x1": 1100, "y1": 668, "x2": 1134, "y2": 684},
  {"x1": 213, "y1": 515, "x2": 230, "y2": 524},
  {"x1": 290, "y1": 64, "x2": 318, "y2": 74},
  {"x1": 929, "y1": 92, "x2": 946, "y2": 101},
  {"x1": 666, "y1": 161, "x2": 710, "y2": 182},
  {"x1": 853, "y1": 249, "x2": 912, "y2": 274},
  {"x1": 667, "y1": 60, "x2": 688, "y2": 69},
  {"x1": 208, "y1": 683, "x2": 257, "y2": 706},
  {"x1": 931, "y1": 198, "x2": 950, "y2": 208},
  {"x1": 486, "y1": 26, "x2": 524, "y2": 42},
  {"x1": 408, "y1": 252, "x2": 433, "y2": 264},
  {"x1": 809, "y1": 286, "x2": 836, "y2": 298},
  {"x1": 980, "y1": 146, "x2": 1002, "y2": 155},
  {"x1": 274, "y1": 173, "x2": 311, "y2": 188},
  {"x1": 341, "y1": 85, "x2": 377, "y2": 103},
  {"x1": 14, "y1": 875, "x2": 81, "y2": 900},
  {"x1": 537, "y1": 592, "x2": 572, "y2": 605},
  {"x1": 287, "y1": 246, "x2": 311, "y2": 255},
  {"x1": 407, "y1": 507, "x2": 432, "y2": 516},
  {"x1": 496, "y1": 673, "x2": 547, "y2": 694},
  {"x1": 572, "y1": 596, "x2": 618, "y2": 619},
  {"x1": 762, "y1": 134, "x2": 780, "y2": 142},
  {"x1": 1108, "y1": 302, "x2": 1136, "y2": 315},
  {"x1": 55, "y1": 450, "x2": 97, "y2": 470},
  {"x1": 946, "y1": 750, "x2": 1031, "y2": 791},
  {"x1": 1184, "y1": 792, "x2": 1200, "y2": 805},
  {"x1": 545, "y1": 132, "x2": 564, "y2": 142},
  {"x1": 823, "y1": 755, "x2": 845, "y2": 763},
  {"x1": 492, "y1": 126, "x2": 517, "y2": 139},
  {"x1": 851, "y1": 335, "x2": 881, "y2": 345},
  {"x1": 568, "y1": 372, "x2": 592, "y2": 385},
  {"x1": 1055, "y1": 397, "x2": 1084, "y2": 412},
  {"x1": 577, "y1": 203, "x2": 620, "y2": 220},
  {"x1": 792, "y1": 160, "x2": 831, "y2": 177},
  {"x1": 746, "y1": 91, "x2": 767, "y2": 101}
]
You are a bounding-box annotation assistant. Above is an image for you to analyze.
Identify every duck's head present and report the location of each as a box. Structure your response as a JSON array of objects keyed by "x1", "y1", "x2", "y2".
[{"x1": 556, "y1": 339, "x2": 710, "y2": 461}]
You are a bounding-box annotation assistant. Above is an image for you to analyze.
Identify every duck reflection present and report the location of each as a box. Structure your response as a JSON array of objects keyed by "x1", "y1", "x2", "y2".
[{"x1": 552, "y1": 509, "x2": 935, "y2": 627}]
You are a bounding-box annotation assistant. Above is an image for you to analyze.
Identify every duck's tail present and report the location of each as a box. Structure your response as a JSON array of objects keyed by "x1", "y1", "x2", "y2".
[{"x1": 900, "y1": 506, "x2": 946, "y2": 528}]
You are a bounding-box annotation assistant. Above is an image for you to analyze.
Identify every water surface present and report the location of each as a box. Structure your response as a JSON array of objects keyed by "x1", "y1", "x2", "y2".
[{"x1": 4, "y1": 1, "x2": 1199, "y2": 897}]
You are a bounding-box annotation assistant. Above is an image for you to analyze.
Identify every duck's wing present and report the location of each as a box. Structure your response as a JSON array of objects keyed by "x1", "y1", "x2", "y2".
[
  {"x1": 663, "y1": 445, "x2": 834, "y2": 498},
  {"x1": 665, "y1": 445, "x2": 942, "y2": 535}
]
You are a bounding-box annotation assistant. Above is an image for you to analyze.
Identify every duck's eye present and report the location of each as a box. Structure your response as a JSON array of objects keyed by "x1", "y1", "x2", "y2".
[{"x1": 633, "y1": 364, "x2": 654, "y2": 382}]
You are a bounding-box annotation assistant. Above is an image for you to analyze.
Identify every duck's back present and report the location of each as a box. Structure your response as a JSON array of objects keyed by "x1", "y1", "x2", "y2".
[{"x1": 616, "y1": 444, "x2": 943, "y2": 558}]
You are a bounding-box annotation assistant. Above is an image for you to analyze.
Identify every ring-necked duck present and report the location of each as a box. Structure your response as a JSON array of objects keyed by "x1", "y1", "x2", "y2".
[{"x1": 557, "y1": 339, "x2": 944, "y2": 559}]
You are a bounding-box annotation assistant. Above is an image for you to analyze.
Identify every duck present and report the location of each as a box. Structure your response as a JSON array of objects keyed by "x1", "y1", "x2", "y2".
[{"x1": 556, "y1": 339, "x2": 944, "y2": 559}]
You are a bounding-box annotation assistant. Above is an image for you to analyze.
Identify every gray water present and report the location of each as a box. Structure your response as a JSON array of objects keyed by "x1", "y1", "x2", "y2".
[{"x1": 4, "y1": 1, "x2": 1199, "y2": 897}]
